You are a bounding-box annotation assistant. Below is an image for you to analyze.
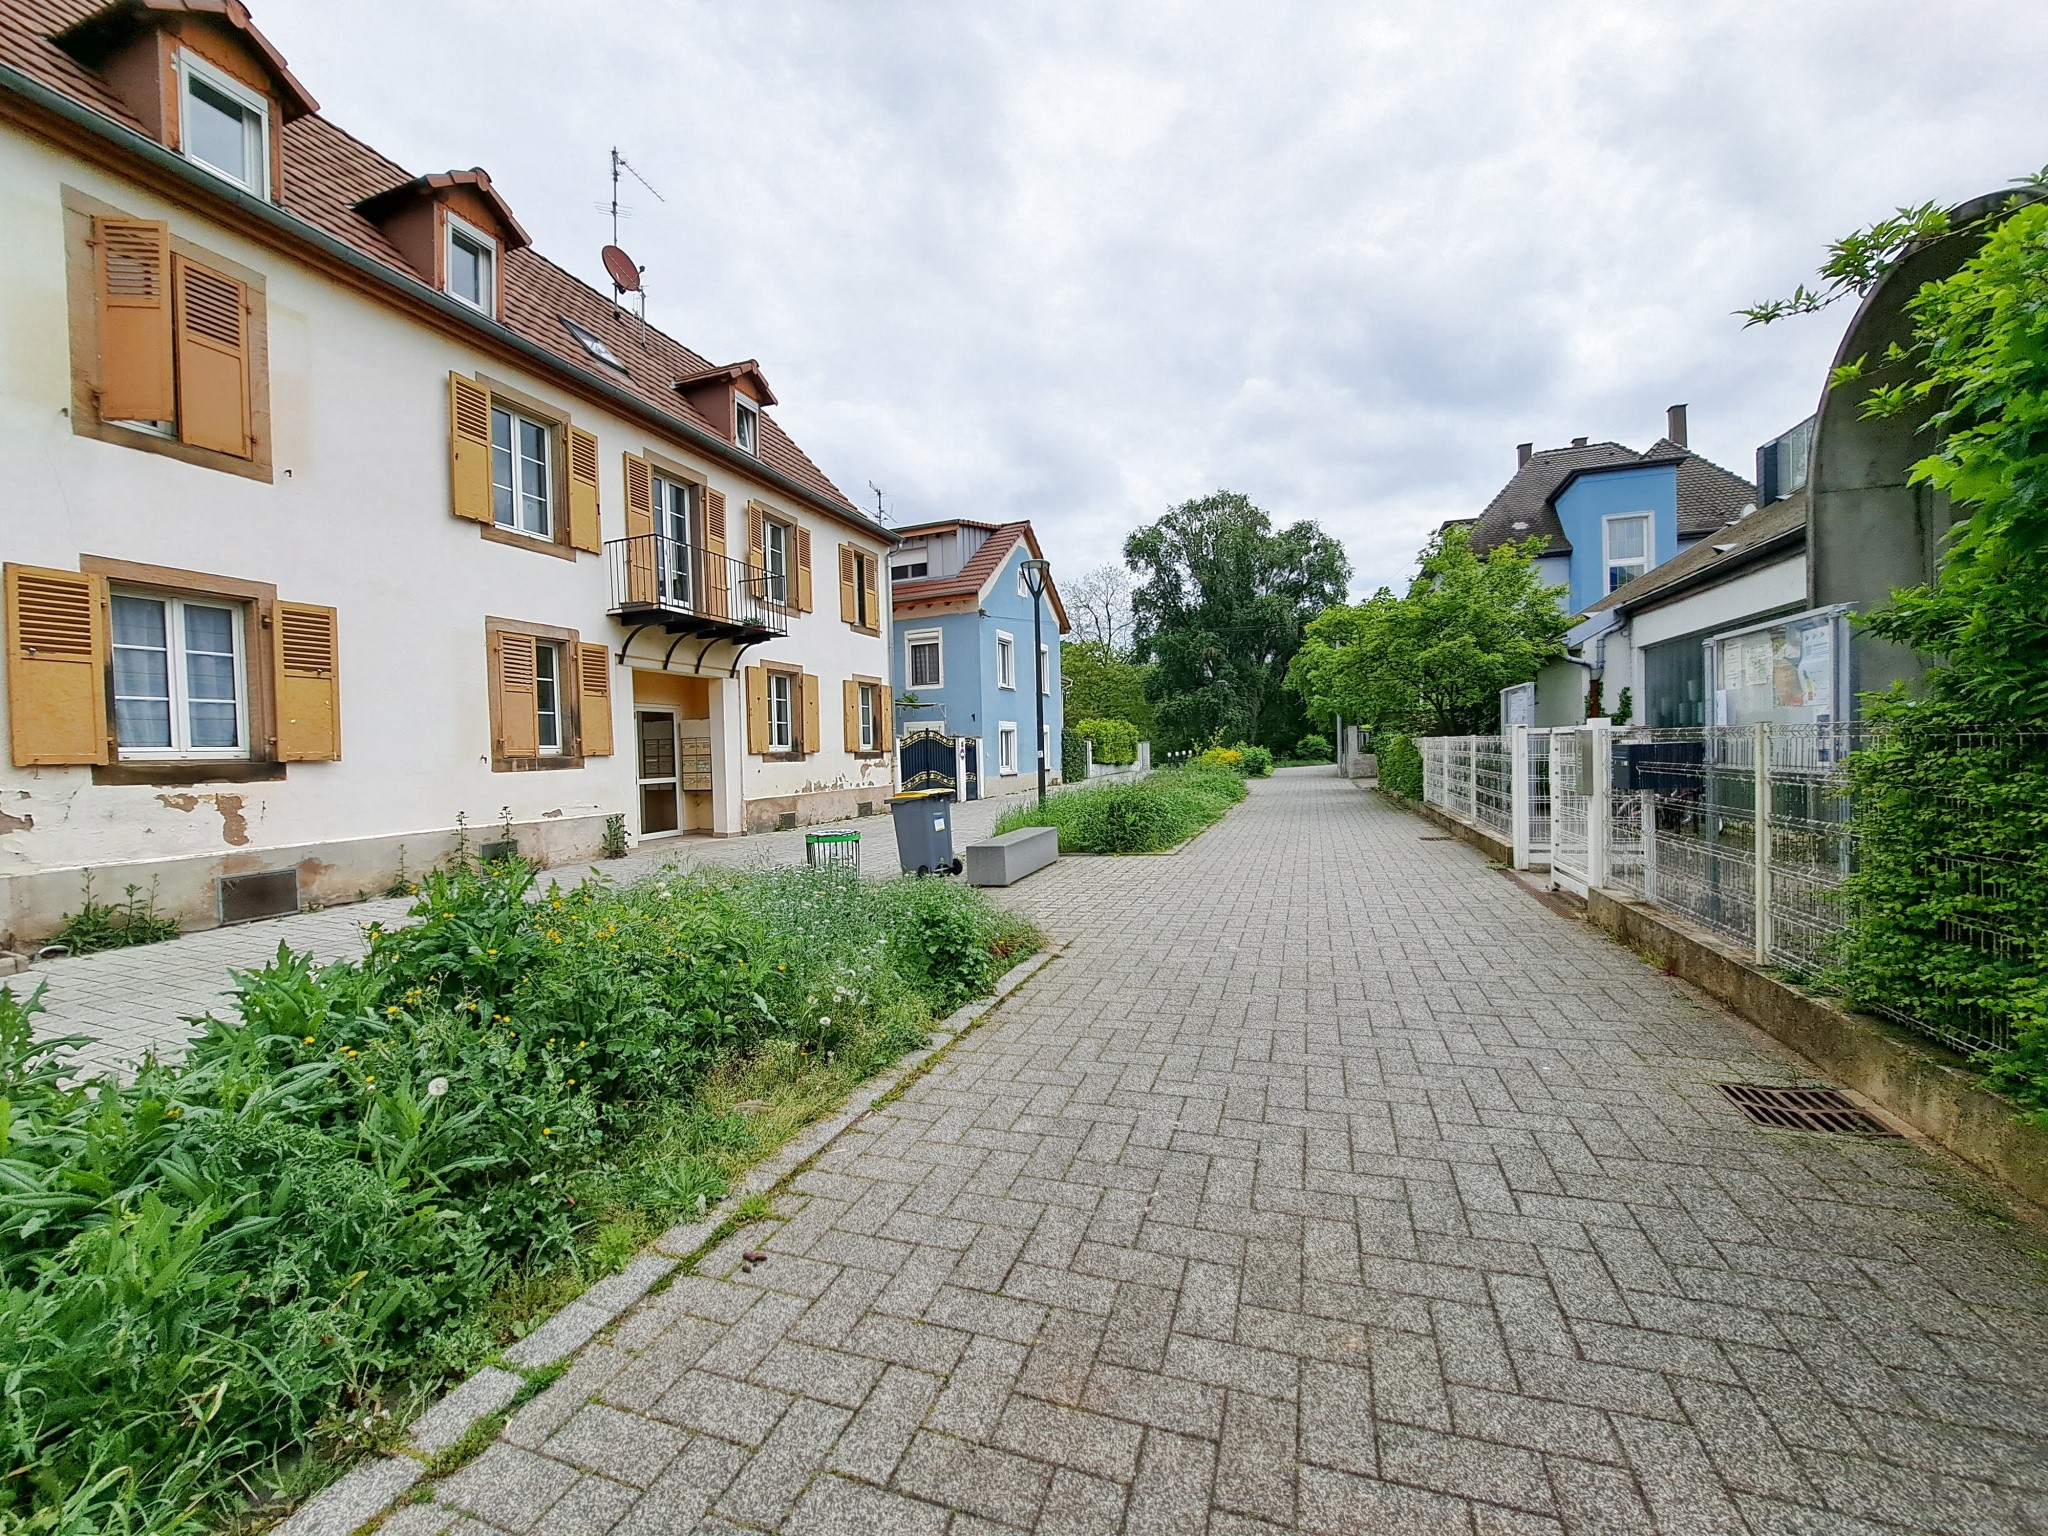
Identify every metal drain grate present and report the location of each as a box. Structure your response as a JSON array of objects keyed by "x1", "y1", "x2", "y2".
[
  {"x1": 1718, "y1": 1083, "x2": 1896, "y2": 1136},
  {"x1": 1418, "y1": 836, "x2": 1451, "y2": 841}
]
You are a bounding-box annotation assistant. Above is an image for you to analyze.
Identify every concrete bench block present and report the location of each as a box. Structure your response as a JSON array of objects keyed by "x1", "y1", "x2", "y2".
[{"x1": 964, "y1": 827, "x2": 1059, "y2": 887}]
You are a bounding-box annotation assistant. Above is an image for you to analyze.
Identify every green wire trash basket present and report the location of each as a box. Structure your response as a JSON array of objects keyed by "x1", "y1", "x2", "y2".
[{"x1": 805, "y1": 830, "x2": 861, "y2": 872}]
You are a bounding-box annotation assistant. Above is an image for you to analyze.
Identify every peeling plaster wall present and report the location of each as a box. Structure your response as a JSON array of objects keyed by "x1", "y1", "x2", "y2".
[{"x1": 0, "y1": 126, "x2": 891, "y2": 939}]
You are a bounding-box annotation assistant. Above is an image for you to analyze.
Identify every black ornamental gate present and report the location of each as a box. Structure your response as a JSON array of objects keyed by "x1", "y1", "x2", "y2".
[{"x1": 898, "y1": 728, "x2": 958, "y2": 797}]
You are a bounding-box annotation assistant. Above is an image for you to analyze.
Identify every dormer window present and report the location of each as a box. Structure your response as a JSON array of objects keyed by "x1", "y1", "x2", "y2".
[
  {"x1": 445, "y1": 214, "x2": 496, "y2": 316},
  {"x1": 735, "y1": 397, "x2": 759, "y2": 454},
  {"x1": 178, "y1": 53, "x2": 269, "y2": 197}
]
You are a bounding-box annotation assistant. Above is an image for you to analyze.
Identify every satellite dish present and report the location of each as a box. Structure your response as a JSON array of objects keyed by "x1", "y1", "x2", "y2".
[{"x1": 602, "y1": 244, "x2": 641, "y2": 293}]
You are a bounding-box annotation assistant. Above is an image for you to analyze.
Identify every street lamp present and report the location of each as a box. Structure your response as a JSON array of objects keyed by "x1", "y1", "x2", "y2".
[{"x1": 1020, "y1": 557, "x2": 1052, "y2": 806}]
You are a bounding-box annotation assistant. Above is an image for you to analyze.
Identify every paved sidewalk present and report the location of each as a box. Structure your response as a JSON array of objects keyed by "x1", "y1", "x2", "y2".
[
  {"x1": 17, "y1": 788, "x2": 1034, "y2": 1078},
  {"x1": 394, "y1": 767, "x2": 2048, "y2": 1535}
]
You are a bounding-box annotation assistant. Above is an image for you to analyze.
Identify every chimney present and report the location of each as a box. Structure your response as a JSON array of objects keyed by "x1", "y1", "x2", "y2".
[
  {"x1": 1516, "y1": 443, "x2": 1533, "y2": 467},
  {"x1": 1666, "y1": 403, "x2": 1688, "y2": 448},
  {"x1": 1571, "y1": 436, "x2": 1588, "y2": 448}
]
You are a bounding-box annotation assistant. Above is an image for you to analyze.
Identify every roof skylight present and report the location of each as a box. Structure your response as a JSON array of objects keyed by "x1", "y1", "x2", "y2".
[{"x1": 561, "y1": 316, "x2": 627, "y2": 372}]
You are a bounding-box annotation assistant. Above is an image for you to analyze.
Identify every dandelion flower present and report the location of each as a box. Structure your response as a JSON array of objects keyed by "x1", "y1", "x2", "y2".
[
  {"x1": 303, "y1": 1036, "x2": 315, "y2": 1045},
  {"x1": 427, "y1": 1076, "x2": 450, "y2": 1098},
  {"x1": 818, "y1": 1016, "x2": 831, "y2": 1028},
  {"x1": 542, "y1": 1127, "x2": 552, "y2": 1136},
  {"x1": 567, "y1": 1078, "x2": 576, "y2": 1087},
  {"x1": 365, "y1": 1076, "x2": 375, "y2": 1085}
]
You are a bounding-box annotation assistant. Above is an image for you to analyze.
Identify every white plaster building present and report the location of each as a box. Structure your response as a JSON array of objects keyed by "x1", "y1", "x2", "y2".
[{"x1": 0, "y1": 0, "x2": 896, "y2": 943}]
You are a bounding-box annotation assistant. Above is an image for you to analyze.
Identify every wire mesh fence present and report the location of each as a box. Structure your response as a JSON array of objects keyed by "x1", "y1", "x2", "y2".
[
  {"x1": 1472, "y1": 736, "x2": 1512, "y2": 842},
  {"x1": 1419, "y1": 721, "x2": 2046, "y2": 1058}
]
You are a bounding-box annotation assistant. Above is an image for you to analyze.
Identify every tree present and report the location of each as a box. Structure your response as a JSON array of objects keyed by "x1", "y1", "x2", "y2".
[
  {"x1": 1061, "y1": 639, "x2": 1156, "y2": 738},
  {"x1": 1066, "y1": 564, "x2": 1137, "y2": 655},
  {"x1": 1124, "y1": 492, "x2": 1350, "y2": 752},
  {"x1": 1288, "y1": 525, "x2": 1567, "y2": 737}
]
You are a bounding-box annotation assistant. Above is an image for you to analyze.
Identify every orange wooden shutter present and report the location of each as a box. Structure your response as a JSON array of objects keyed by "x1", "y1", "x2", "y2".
[
  {"x1": 842, "y1": 678, "x2": 860, "y2": 753},
  {"x1": 860, "y1": 554, "x2": 879, "y2": 632},
  {"x1": 577, "y1": 642, "x2": 613, "y2": 756},
  {"x1": 622, "y1": 454, "x2": 655, "y2": 604},
  {"x1": 449, "y1": 375, "x2": 493, "y2": 523},
  {"x1": 274, "y1": 601, "x2": 340, "y2": 761},
  {"x1": 747, "y1": 504, "x2": 766, "y2": 572},
  {"x1": 92, "y1": 217, "x2": 174, "y2": 423},
  {"x1": 567, "y1": 427, "x2": 601, "y2": 552},
  {"x1": 703, "y1": 488, "x2": 730, "y2": 618},
  {"x1": 801, "y1": 672, "x2": 820, "y2": 756},
  {"x1": 171, "y1": 256, "x2": 251, "y2": 458},
  {"x1": 744, "y1": 664, "x2": 768, "y2": 754},
  {"x1": 838, "y1": 545, "x2": 858, "y2": 625},
  {"x1": 878, "y1": 686, "x2": 892, "y2": 748},
  {"x1": 5, "y1": 565, "x2": 108, "y2": 767},
  {"x1": 794, "y1": 526, "x2": 813, "y2": 613},
  {"x1": 494, "y1": 630, "x2": 539, "y2": 758}
]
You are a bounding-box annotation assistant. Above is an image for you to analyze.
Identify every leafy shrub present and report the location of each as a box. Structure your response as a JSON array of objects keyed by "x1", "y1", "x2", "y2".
[
  {"x1": 994, "y1": 761, "x2": 1247, "y2": 854},
  {"x1": 1194, "y1": 747, "x2": 1245, "y2": 771},
  {"x1": 1377, "y1": 732, "x2": 1423, "y2": 798},
  {"x1": 0, "y1": 861, "x2": 1035, "y2": 1534},
  {"x1": 1061, "y1": 730, "x2": 1088, "y2": 783},
  {"x1": 1294, "y1": 733, "x2": 1333, "y2": 762},
  {"x1": 1231, "y1": 743, "x2": 1274, "y2": 777},
  {"x1": 1072, "y1": 718, "x2": 1139, "y2": 766}
]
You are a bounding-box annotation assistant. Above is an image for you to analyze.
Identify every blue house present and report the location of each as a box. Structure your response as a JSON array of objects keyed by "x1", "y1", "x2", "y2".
[
  {"x1": 1465, "y1": 406, "x2": 1757, "y2": 617},
  {"x1": 888, "y1": 520, "x2": 1068, "y2": 795}
]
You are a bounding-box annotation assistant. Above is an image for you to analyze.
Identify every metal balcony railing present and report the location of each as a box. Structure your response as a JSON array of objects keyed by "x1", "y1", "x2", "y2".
[{"x1": 605, "y1": 535, "x2": 790, "y2": 637}]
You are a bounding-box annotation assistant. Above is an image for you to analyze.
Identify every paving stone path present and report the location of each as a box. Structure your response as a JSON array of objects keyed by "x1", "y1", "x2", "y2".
[
  {"x1": 18, "y1": 790, "x2": 1029, "y2": 1078},
  {"x1": 387, "y1": 766, "x2": 2048, "y2": 1535}
]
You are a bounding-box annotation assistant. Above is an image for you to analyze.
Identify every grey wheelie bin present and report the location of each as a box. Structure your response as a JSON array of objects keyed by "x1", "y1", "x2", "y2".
[{"x1": 888, "y1": 790, "x2": 961, "y2": 876}]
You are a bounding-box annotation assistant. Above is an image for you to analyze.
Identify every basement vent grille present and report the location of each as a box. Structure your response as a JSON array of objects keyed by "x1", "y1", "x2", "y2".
[
  {"x1": 218, "y1": 869, "x2": 298, "y2": 925},
  {"x1": 1718, "y1": 1083, "x2": 1896, "y2": 1137}
]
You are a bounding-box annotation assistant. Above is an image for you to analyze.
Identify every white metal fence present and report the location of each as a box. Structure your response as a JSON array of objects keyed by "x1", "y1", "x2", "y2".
[{"x1": 1420, "y1": 721, "x2": 2045, "y2": 1057}]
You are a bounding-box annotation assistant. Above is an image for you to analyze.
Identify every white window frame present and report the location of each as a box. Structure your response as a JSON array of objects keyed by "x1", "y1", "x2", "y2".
[
  {"x1": 176, "y1": 52, "x2": 269, "y2": 198},
  {"x1": 534, "y1": 642, "x2": 564, "y2": 754},
  {"x1": 110, "y1": 589, "x2": 250, "y2": 761},
  {"x1": 858, "y1": 684, "x2": 877, "y2": 751},
  {"x1": 762, "y1": 518, "x2": 789, "y2": 604},
  {"x1": 995, "y1": 631, "x2": 1016, "y2": 690},
  {"x1": 906, "y1": 629, "x2": 943, "y2": 690},
  {"x1": 444, "y1": 212, "x2": 498, "y2": 318},
  {"x1": 767, "y1": 671, "x2": 794, "y2": 751},
  {"x1": 891, "y1": 557, "x2": 928, "y2": 581},
  {"x1": 998, "y1": 722, "x2": 1018, "y2": 776},
  {"x1": 490, "y1": 403, "x2": 554, "y2": 538},
  {"x1": 1039, "y1": 643, "x2": 1050, "y2": 695},
  {"x1": 1603, "y1": 512, "x2": 1653, "y2": 593},
  {"x1": 655, "y1": 475, "x2": 696, "y2": 606},
  {"x1": 735, "y1": 396, "x2": 760, "y2": 455}
]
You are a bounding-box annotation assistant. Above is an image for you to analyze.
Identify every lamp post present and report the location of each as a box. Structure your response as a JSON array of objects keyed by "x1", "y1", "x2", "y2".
[{"x1": 1020, "y1": 557, "x2": 1052, "y2": 805}]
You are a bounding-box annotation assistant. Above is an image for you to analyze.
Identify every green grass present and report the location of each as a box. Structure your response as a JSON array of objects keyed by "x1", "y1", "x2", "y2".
[
  {"x1": 0, "y1": 861, "x2": 1038, "y2": 1535},
  {"x1": 993, "y1": 761, "x2": 1248, "y2": 853}
]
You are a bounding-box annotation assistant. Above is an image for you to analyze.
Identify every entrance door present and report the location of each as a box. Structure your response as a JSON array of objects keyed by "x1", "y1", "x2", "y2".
[
  {"x1": 963, "y1": 739, "x2": 981, "y2": 800},
  {"x1": 637, "y1": 710, "x2": 680, "y2": 834}
]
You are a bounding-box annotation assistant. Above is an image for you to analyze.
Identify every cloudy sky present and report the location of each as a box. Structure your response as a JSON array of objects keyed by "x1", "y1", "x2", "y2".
[{"x1": 263, "y1": 0, "x2": 2048, "y2": 596}]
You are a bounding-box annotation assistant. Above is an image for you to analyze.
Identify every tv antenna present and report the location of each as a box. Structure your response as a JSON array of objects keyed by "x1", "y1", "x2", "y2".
[
  {"x1": 867, "y1": 482, "x2": 891, "y2": 525},
  {"x1": 607, "y1": 147, "x2": 665, "y2": 247},
  {"x1": 603, "y1": 148, "x2": 664, "y2": 322}
]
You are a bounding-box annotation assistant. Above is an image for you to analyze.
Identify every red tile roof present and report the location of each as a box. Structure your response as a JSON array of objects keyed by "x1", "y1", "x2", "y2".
[
  {"x1": 1, "y1": 0, "x2": 865, "y2": 524},
  {"x1": 892, "y1": 521, "x2": 1070, "y2": 632}
]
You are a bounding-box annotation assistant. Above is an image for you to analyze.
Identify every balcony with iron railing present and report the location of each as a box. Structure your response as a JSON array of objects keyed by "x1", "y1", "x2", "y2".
[{"x1": 605, "y1": 534, "x2": 790, "y2": 643}]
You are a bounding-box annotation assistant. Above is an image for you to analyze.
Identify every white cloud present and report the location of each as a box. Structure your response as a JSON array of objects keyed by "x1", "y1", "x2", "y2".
[{"x1": 259, "y1": 0, "x2": 2048, "y2": 594}]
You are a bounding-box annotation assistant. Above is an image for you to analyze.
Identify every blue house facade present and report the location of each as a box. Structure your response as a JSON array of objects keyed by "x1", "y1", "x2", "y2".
[
  {"x1": 888, "y1": 520, "x2": 1067, "y2": 792},
  {"x1": 1465, "y1": 406, "x2": 1757, "y2": 618}
]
